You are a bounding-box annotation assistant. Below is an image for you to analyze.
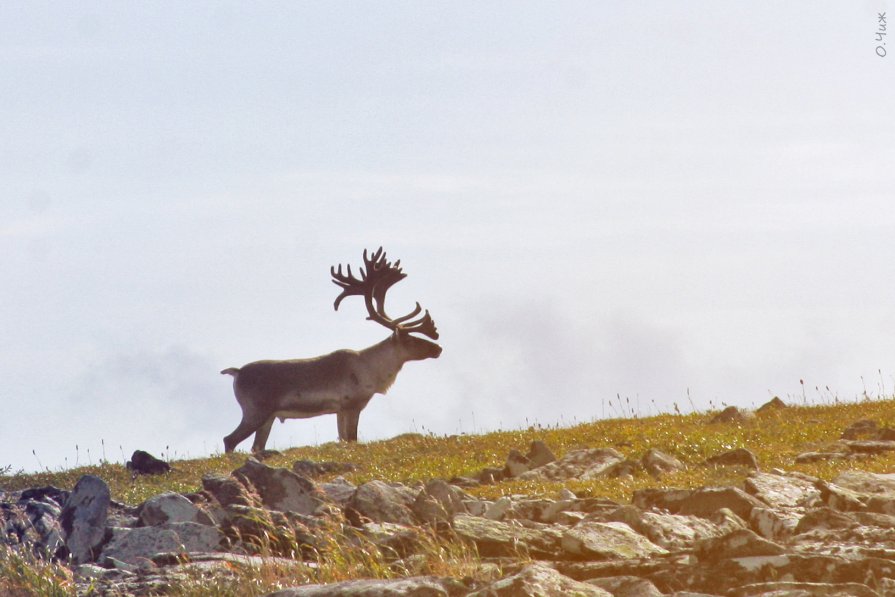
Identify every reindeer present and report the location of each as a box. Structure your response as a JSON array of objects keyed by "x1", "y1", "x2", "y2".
[{"x1": 221, "y1": 248, "x2": 442, "y2": 453}]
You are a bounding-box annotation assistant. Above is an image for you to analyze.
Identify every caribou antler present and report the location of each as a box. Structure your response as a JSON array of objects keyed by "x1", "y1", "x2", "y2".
[{"x1": 331, "y1": 247, "x2": 439, "y2": 340}]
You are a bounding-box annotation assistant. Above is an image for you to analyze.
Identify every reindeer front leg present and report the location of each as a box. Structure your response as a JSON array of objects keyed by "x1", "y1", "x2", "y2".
[{"x1": 337, "y1": 408, "x2": 362, "y2": 442}]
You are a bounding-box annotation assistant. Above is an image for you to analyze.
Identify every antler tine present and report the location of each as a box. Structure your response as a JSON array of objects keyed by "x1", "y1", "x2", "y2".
[
  {"x1": 400, "y1": 310, "x2": 439, "y2": 340},
  {"x1": 332, "y1": 262, "x2": 369, "y2": 310},
  {"x1": 390, "y1": 301, "x2": 423, "y2": 325}
]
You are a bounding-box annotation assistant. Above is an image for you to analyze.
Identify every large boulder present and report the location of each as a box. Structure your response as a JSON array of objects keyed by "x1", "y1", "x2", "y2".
[
  {"x1": 234, "y1": 458, "x2": 325, "y2": 515},
  {"x1": 561, "y1": 520, "x2": 667, "y2": 560},
  {"x1": 346, "y1": 480, "x2": 416, "y2": 526},
  {"x1": 60, "y1": 475, "x2": 111, "y2": 564},
  {"x1": 451, "y1": 513, "x2": 563, "y2": 558}
]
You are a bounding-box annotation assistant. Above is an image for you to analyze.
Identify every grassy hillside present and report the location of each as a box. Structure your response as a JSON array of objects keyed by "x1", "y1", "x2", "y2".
[
  {"x1": 4, "y1": 397, "x2": 895, "y2": 506},
  {"x1": 4, "y1": 397, "x2": 895, "y2": 596}
]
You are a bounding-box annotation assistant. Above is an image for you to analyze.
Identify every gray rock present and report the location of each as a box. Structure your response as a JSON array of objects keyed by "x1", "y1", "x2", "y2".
[
  {"x1": 750, "y1": 507, "x2": 801, "y2": 541},
  {"x1": 469, "y1": 562, "x2": 611, "y2": 596},
  {"x1": 693, "y1": 528, "x2": 785, "y2": 562},
  {"x1": 642, "y1": 449, "x2": 685, "y2": 477},
  {"x1": 841, "y1": 439, "x2": 895, "y2": 455},
  {"x1": 234, "y1": 458, "x2": 325, "y2": 515},
  {"x1": 99, "y1": 522, "x2": 223, "y2": 565},
  {"x1": 704, "y1": 448, "x2": 759, "y2": 470},
  {"x1": 561, "y1": 520, "x2": 667, "y2": 559},
  {"x1": 60, "y1": 474, "x2": 111, "y2": 564},
  {"x1": 586, "y1": 575, "x2": 663, "y2": 597},
  {"x1": 503, "y1": 448, "x2": 531, "y2": 478},
  {"x1": 346, "y1": 480, "x2": 416, "y2": 526},
  {"x1": 202, "y1": 473, "x2": 257, "y2": 507},
  {"x1": 138, "y1": 492, "x2": 213, "y2": 527},
  {"x1": 518, "y1": 448, "x2": 624, "y2": 481},
  {"x1": 793, "y1": 507, "x2": 858, "y2": 534},
  {"x1": 291, "y1": 460, "x2": 357, "y2": 478},
  {"x1": 633, "y1": 486, "x2": 765, "y2": 520},
  {"x1": 451, "y1": 513, "x2": 562, "y2": 558},
  {"x1": 728, "y1": 581, "x2": 878, "y2": 597},
  {"x1": 361, "y1": 521, "x2": 421, "y2": 556},
  {"x1": 814, "y1": 479, "x2": 867, "y2": 512},
  {"x1": 526, "y1": 440, "x2": 557, "y2": 468},
  {"x1": 841, "y1": 419, "x2": 878, "y2": 440},
  {"x1": 709, "y1": 406, "x2": 755, "y2": 424},
  {"x1": 794, "y1": 451, "x2": 854, "y2": 464},
  {"x1": 608, "y1": 505, "x2": 726, "y2": 550},
  {"x1": 756, "y1": 396, "x2": 786, "y2": 413},
  {"x1": 483, "y1": 496, "x2": 512, "y2": 521},
  {"x1": 319, "y1": 477, "x2": 357, "y2": 507},
  {"x1": 832, "y1": 469, "x2": 895, "y2": 494},
  {"x1": 265, "y1": 576, "x2": 462, "y2": 596},
  {"x1": 126, "y1": 450, "x2": 171, "y2": 475},
  {"x1": 744, "y1": 471, "x2": 819, "y2": 509},
  {"x1": 411, "y1": 479, "x2": 469, "y2": 525}
]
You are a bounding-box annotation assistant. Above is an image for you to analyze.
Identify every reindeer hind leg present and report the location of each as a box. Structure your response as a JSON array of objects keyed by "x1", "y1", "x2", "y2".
[
  {"x1": 224, "y1": 410, "x2": 270, "y2": 453},
  {"x1": 251, "y1": 415, "x2": 276, "y2": 452}
]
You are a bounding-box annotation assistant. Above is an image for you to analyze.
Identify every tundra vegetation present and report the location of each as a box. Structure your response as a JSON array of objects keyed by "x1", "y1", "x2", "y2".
[{"x1": 4, "y1": 395, "x2": 895, "y2": 595}]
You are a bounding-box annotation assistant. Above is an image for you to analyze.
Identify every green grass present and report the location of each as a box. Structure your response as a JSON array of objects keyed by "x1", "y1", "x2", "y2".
[
  {"x1": 3, "y1": 397, "x2": 895, "y2": 594},
  {"x1": 3, "y1": 398, "x2": 895, "y2": 505}
]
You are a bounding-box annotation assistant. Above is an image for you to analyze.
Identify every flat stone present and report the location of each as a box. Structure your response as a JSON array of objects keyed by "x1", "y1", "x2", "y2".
[
  {"x1": 832, "y1": 470, "x2": 895, "y2": 494},
  {"x1": 815, "y1": 480, "x2": 867, "y2": 512},
  {"x1": 468, "y1": 562, "x2": 611, "y2": 596},
  {"x1": 608, "y1": 505, "x2": 725, "y2": 550},
  {"x1": 633, "y1": 486, "x2": 765, "y2": 520},
  {"x1": 585, "y1": 575, "x2": 663, "y2": 597},
  {"x1": 99, "y1": 522, "x2": 223, "y2": 565},
  {"x1": 694, "y1": 528, "x2": 785, "y2": 562},
  {"x1": 704, "y1": 448, "x2": 759, "y2": 470},
  {"x1": 728, "y1": 581, "x2": 878, "y2": 597},
  {"x1": 744, "y1": 471, "x2": 819, "y2": 509},
  {"x1": 265, "y1": 576, "x2": 463, "y2": 596},
  {"x1": 451, "y1": 513, "x2": 562, "y2": 558},
  {"x1": 561, "y1": 520, "x2": 667, "y2": 559},
  {"x1": 518, "y1": 448, "x2": 624, "y2": 481},
  {"x1": 841, "y1": 440, "x2": 895, "y2": 454}
]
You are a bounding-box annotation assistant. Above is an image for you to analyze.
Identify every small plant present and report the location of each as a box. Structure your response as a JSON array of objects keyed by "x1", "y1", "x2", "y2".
[{"x1": 0, "y1": 545, "x2": 77, "y2": 596}]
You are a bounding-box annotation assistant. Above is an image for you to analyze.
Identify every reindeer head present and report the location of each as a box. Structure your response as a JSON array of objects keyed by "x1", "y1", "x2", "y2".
[{"x1": 331, "y1": 248, "x2": 442, "y2": 360}]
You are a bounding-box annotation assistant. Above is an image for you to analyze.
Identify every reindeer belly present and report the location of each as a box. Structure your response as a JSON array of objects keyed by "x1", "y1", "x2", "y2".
[{"x1": 275, "y1": 389, "x2": 352, "y2": 421}]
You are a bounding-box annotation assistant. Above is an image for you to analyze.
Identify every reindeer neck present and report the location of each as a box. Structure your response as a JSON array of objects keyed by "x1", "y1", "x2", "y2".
[{"x1": 359, "y1": 335, "x2": 406, "y2": 394}]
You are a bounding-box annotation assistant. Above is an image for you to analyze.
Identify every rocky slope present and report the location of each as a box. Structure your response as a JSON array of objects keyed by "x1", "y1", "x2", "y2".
[{"x1": 6, "y1": 412, "x2": 895, "y2": 595}]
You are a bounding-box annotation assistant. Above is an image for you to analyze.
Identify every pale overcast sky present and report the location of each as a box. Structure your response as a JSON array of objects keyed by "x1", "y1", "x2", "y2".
[{"x1": 2, "y1": 2, "x2": 893, "y2": 472}]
